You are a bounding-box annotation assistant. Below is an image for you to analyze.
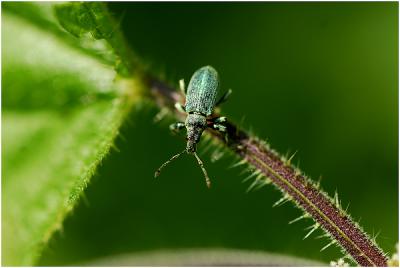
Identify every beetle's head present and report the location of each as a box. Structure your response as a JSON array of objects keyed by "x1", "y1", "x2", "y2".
[{"x1": 155, "y1": 113, "x2": 211, "y2": 187}]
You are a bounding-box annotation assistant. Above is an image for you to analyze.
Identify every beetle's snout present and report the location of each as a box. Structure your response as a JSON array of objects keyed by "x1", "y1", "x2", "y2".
[
  {"x1": 186, "y1": 140, "x2": 196, "y2": 154},
  {"x1": 185, "y1": 113, "x2": 206, "y2": 154},
  {"x1": 186, "y1": 126, "x2": 202, "y2": 154}
]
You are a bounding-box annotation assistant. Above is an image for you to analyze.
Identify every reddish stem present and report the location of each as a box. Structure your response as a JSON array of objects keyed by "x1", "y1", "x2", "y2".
[{"x1": 146, "y1": 76, "x2": 388, "y2": 266}]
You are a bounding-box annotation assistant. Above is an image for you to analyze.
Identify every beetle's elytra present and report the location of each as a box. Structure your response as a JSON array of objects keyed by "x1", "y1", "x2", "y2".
[
  {"x1": 155, "y1": 66, "x2": 232, "y2": 188},
  {"x1": 186, "y1": 66, "x2": 219, "y2": 116}
]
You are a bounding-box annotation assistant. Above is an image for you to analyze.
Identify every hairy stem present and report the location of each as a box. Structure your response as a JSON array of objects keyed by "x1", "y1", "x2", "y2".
[{"x1": 144, "y1": 76, "x2": 388, "y2": 267}]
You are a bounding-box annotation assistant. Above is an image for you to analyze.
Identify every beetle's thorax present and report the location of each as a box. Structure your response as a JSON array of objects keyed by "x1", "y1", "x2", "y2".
[{"x1": 185, "y1": 112, "x2": 207, "y2": 154}]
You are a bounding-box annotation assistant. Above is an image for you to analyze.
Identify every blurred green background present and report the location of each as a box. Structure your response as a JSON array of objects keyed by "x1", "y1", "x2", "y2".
[{"x1": 22, "y1": 2, "x2": 397, "y2": 265}]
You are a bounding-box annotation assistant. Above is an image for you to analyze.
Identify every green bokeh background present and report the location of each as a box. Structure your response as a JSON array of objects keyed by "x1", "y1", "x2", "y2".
[{"x1": 39, "y1": 2, "x2": 398, "y2": 265}]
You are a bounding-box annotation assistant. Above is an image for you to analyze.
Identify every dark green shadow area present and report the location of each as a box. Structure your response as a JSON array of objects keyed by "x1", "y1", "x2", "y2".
[{"x1": 39, "y1": 2, "x2": 397, "y2": 265}]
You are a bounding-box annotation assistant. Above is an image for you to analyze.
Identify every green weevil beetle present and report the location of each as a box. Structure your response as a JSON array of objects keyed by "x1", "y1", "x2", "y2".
[{"x1": 155, "y1": 65, "x2": 232, "y2": 188}]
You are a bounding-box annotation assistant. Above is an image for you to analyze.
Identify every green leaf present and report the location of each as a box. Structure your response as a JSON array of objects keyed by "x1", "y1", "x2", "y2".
[
  {"x1": 53, "y1": 2, "x2": 137, "y2": 76},
  {"x1": 2, "y1": 3, "x2": 141, "y2": 265}
]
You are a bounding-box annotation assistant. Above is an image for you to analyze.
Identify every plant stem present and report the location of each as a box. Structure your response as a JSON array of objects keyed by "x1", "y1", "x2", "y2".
[{"x1": 144, "y1": 75, "x2": 388, "y2": 267}]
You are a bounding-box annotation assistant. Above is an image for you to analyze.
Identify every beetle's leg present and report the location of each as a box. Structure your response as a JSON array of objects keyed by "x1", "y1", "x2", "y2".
[
  {"x1": 179, "y1": 79, "x2": 186, "y2": 94},
  {"x1": 169, "y1": 122, "x2": 185, "y2": 133},
  {"x1": 211, "y1": 123, "x2": 229, "y2": 143},
  {"x1": 207, "y1": 117, "x2": 227, "y2": 127},
  {"x1": 208, "y1": 117, "x2": 228, "y2": 143},
  {"x1": 212, "y1": 116, "x2": 227, "y2": 124},
  {"x1": 207, "y1": 116, "x2": 227, "y2": 129},
  {"x1": 212, "y1": 123, "x2": 227, "y2": 133},
  {"x1": 174, "y1": 102, "x2": 186, "y2": 113},
  {"x1": 215, "y1": 89, "x2": 232, "y2": 107}
]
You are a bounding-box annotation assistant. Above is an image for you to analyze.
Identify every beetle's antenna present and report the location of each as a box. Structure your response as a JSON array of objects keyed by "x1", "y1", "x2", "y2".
[
  {"x1": 193, "y1": 152, "x2": 211, "y2": 188},
  {"x1": 155, "y1": 149, "x2": 186, "y2": 178}
]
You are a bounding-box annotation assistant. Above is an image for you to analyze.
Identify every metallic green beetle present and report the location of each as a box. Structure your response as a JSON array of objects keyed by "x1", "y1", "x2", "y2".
[{"x1": 155, "y1": 66, "x2": 232, "y2": 187}]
